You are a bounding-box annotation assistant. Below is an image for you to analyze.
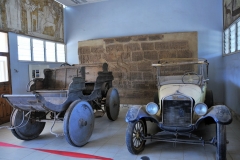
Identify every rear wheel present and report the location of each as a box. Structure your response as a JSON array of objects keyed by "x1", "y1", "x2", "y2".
[
  {"x1": 10, "y1": 109, "x2": 46, "y2": 140},
  {"x1": 106, "y1": 88, "x2": 120, "y2": 121},
  {"x1": 216, "y1": 123, "x2": 227, "y2": 160},
  {"x1": 126, "y1": 119, "x2": 147, "y2": 154}
]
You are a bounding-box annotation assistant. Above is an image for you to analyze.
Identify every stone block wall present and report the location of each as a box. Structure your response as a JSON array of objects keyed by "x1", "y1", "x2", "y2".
[{"x1": 78, "y1": 32, "x2": 197, "y2": 104}]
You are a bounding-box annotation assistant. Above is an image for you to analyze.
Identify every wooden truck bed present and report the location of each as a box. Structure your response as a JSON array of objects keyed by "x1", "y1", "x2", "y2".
[{"x1": 2, "y1": 63, "x2": 114, "y2": 112}]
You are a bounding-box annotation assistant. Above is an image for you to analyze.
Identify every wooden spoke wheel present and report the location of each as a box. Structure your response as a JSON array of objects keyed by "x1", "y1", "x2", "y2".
[{"x1": 126, "y1": 119, "x2": 147, "y2": 154}]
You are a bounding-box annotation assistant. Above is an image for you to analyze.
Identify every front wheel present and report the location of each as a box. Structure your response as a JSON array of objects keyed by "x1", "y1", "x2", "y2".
[
  {"x1": 63, "y1": 100, "x2": 94, "y2": 147},
  {"x1": 216, "y1": 123, "x2": 227, "y2": 160},
  {"x1": 126, "y1": 119, "x2": 147, "y2": 154}
]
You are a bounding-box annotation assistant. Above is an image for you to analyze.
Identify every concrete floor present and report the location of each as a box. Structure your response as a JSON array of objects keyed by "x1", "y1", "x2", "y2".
[{"x1": 0, "y1": 106, "x2": 240, "y2": 160}]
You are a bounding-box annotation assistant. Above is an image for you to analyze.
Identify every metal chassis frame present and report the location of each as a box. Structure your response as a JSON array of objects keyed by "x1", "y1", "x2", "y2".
[{"x1": 142, "y1": 131, "x2": 217, "y2": 147}]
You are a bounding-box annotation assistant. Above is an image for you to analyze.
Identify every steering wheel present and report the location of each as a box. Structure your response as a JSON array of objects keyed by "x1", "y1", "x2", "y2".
[
  {"x1": 60, "y1": 63, "x2": 71, "y2": 67},
  {"x1": 182, "y1": 72, "x2": 200, "y2": 84}
]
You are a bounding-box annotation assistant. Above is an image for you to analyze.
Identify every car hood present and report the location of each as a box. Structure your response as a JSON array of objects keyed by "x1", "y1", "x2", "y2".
[{"x1": 159, "y1": 84, "x2": 206, "y2": 104}]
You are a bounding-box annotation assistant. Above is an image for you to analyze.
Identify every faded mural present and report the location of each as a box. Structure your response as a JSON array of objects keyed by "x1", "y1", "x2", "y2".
[
  {"x1": 224, "y1": 0, "x2": 240, "y2": 29},
  {"x1": 0, "y1": 0, "x2": 63, "y2": 42},
  {"x1": 78, "y1": 32, "x2": 198, "y2": 104}
]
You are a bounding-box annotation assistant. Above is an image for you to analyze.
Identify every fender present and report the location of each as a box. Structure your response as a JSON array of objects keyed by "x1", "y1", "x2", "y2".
[
  {"x1": 196, "y1": 105, "x2": 232, "y2": 126},
  {"x1": 125, "y1": 105, "x2": 159, "y2": 123}
]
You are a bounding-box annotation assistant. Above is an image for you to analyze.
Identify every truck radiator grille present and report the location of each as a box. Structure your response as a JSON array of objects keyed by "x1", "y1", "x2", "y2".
[{"x1": 162, "y1": 99, "x2": 192, "y2": 127}]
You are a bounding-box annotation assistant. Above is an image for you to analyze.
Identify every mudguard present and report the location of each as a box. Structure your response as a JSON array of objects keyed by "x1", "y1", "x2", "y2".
[
  {"x1": 196, "y1": 105, "x2": 232, "y2": 125},
  {"x1": 125, "y1": 105, "x2": 159, "y2": 123}
]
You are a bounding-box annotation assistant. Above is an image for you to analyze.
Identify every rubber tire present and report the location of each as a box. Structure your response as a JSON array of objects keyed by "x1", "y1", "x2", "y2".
[
  {"x1": 63, "y1": 100, "x2": 94, "y2": 147},
  {"x1": 216, "y1": 123, "x2": 227, "y2": 160},
  {"x1": 106, "y1": 87, "x2": 120, "y2": 121},
  {"x1": 126, "y1": 119, "x2": 147, "y2": 154},
  {"x1": 205, "y1": 90, "x2": 214, "y2": 108},
  {"x1": 10, "y1": 109, "x2": 45, "y2": 140}
]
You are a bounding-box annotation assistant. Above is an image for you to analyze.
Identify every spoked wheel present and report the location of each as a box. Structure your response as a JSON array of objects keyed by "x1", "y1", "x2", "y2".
[
  {"x1": 182, "y1": 72, "x2": 200, "y2": 84},
  {"x1": 10, "y1": 109, "x2": 46, "y2": 140},
  {"x1": 216, "y1": 123, "x2": 227, "y2": 160},
  {"x1": 126, "y1": 119, "x2": 147, "y2": 154},
  {"x1": 106, "y1": 87, "x2": 120, "y2": 121},
  {"x1": 63, "y1": 100, "x2": 94, "y2": 147}
]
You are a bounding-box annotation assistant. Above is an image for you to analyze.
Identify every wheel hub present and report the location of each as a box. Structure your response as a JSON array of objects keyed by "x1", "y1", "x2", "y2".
[
  {"x1": 79, "y1": 118, "x2": 87, "y2": 127},
  {"x1": 136, "y1": 131, "x2": 140, "y2": 139}
]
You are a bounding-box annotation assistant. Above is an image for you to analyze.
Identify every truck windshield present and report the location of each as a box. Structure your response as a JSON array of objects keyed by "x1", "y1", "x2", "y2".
[{"x1": 152, "y1": 59, "x2": 208, "y2": 86}]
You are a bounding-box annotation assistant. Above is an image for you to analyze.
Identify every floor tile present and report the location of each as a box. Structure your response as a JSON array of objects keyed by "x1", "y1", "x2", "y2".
[{"x1": 0, "y1": 106, "x2": 240, "y2": 160}]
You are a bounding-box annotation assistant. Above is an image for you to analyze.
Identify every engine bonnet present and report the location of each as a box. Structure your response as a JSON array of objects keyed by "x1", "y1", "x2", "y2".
[{"x1": 159, "y1": 84, "x2": 205, "y2": 104}]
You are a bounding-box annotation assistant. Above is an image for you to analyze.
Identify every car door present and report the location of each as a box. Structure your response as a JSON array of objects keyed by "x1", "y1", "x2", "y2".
[{"x1": 0, "y1": 32, "x2": 12, "y2": 125}]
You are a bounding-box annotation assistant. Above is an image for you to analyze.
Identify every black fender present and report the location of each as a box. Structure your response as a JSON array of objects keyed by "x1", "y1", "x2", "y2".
[
  {"x1": 125, "y1": 105, "x2": 159, "y2": 123},
  {"x1": 196, "y1": 105, "x2": 232, "y2": 126}
]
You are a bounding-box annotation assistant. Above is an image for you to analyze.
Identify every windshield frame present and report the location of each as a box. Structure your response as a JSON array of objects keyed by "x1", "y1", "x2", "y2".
[{"x1": 152, "y1": 58, "x2": 209, "y2": 86}]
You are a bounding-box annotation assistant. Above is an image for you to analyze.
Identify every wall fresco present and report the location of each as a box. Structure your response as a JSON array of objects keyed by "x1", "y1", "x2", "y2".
[
  {"x1": 224, "y1": 0, "x2": 240, "y2": 29},
  {"x1": 0, "y1": 0, "x2": 63, "y2": 42}
]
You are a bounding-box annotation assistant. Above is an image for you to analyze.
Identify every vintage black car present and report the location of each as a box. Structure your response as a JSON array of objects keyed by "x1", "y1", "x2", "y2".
[{"x1": 125, "y1": 58, "x2": 232, "y2": 160}]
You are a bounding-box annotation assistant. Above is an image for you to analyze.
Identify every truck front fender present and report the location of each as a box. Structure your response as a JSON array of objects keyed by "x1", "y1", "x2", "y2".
[
  {"x1": 125, "y1": 105, "x2": 159, "y2": 123},
  {"x1": 196, "y1": 105, "x2": 232, "y2": 126}
]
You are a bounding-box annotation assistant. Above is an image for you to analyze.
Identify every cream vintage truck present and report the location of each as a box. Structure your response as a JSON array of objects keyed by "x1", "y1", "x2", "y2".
[{"x1": 125, "y1": 58, "x2": 232, "y2": 160}]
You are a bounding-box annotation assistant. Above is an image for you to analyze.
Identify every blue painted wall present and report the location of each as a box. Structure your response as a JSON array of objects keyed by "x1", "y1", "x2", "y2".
[
  {"x1": 223, "y1": 54, "x2": 240, "y2": 115},
  {"x1": 8, "y1": 32, "x2": 61, "y2": 94},
  {"x1": 65, "y1": 0, "x2": 225, "y2": 104},
  {"x1": 8, "y1": 7, "x2": 68, "y2": 94}
]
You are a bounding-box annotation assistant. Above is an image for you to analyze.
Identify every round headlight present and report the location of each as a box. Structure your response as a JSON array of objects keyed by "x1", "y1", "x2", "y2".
[
  {"x1": 194, "y1": 103, "x2": 208, "y2": 116},
  {"x1": 146, "y1": 102, "x2": 159, "y2": 115}
]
